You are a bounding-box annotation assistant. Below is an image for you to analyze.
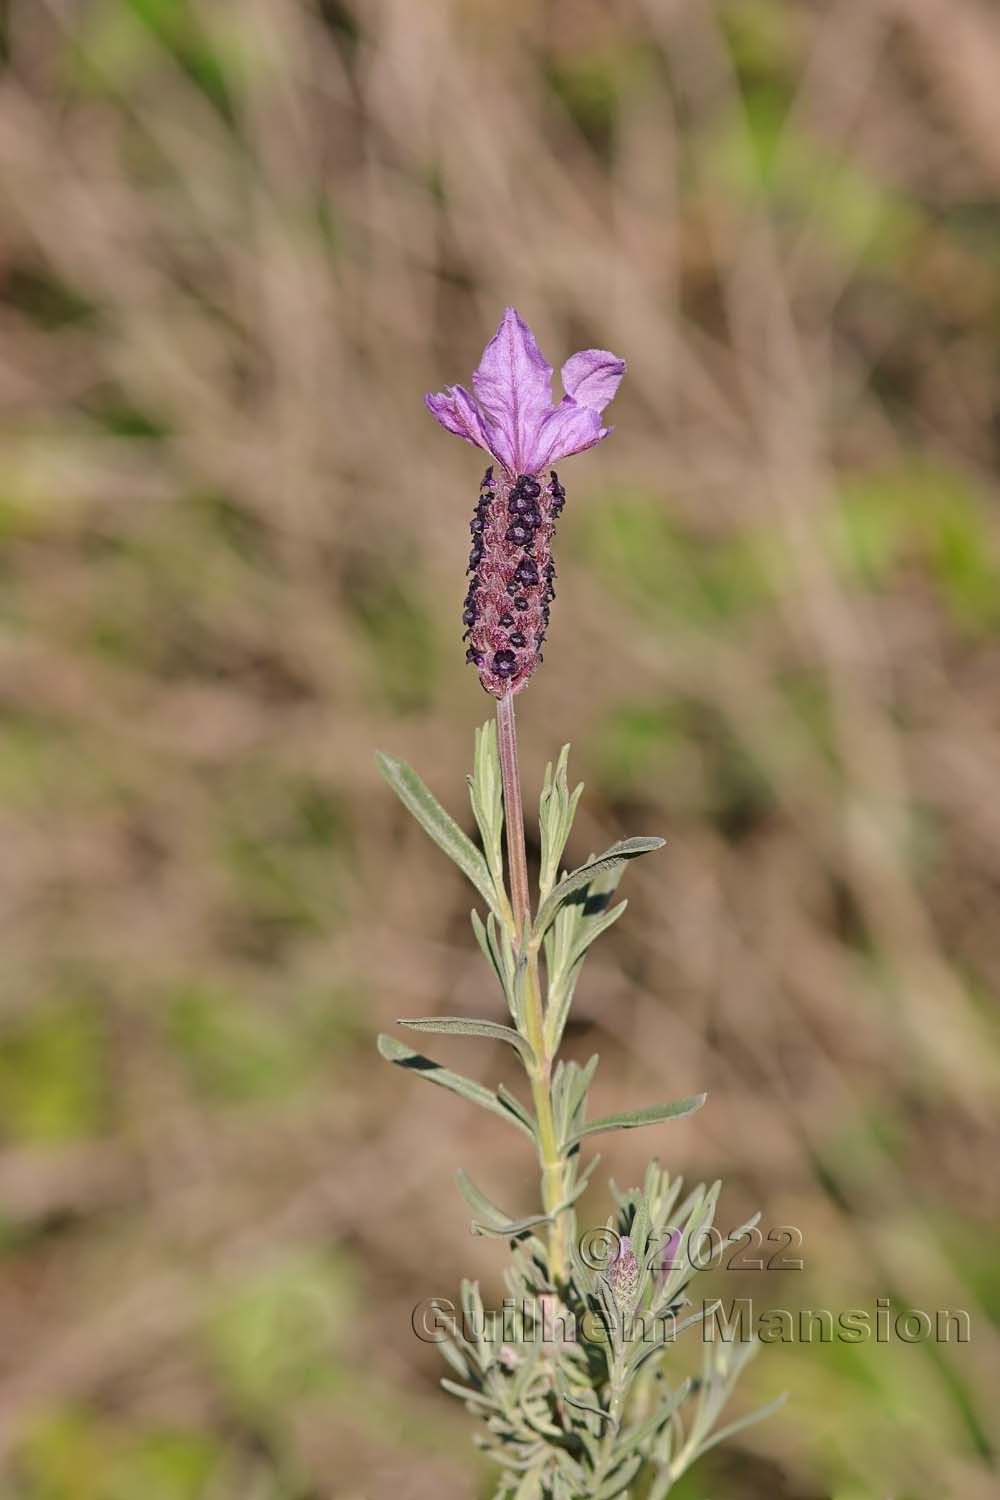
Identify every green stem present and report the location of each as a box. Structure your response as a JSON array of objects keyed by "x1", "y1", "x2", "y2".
[
  {"x1": 524, "y1": 952, "x2": 568, "y2": 1281},
  {"x1": 496, "y1": 693, "x2": 568, "y2": 1284},
  {"x1": 496, "y1": 693, "x2": 530, "y2": 935},
  {"x1": 592, "y1": 1369, "x2": 627, "y2": 1485}
]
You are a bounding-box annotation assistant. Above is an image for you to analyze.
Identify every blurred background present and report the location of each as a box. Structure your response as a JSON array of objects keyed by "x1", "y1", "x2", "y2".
[{"x1": 0, "y1": 0, "x2": 999, "y2": 1496}]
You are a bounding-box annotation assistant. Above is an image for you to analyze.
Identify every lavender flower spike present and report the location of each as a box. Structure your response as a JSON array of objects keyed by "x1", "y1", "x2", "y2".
[{"x1": 426, "y1": 307, "x2": 625, "y2": 697}]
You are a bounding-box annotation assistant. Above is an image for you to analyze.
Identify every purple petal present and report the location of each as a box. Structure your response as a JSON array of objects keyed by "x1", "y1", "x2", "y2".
[
  {"x1": 562, "y1": 349, "x2": 626, "y2": 413},
  {"x1": 660, "y1": 1229, "x2": 682, "y2": 1278},
  {"x1": 472, "y1": 307, "x2": 554, "y2": 474},
  {"x1": 424, "y1": 384, "x2": 496, "y2": 454},
  {"x1": 528, "y1": 398, "x2": 608, "y2": 469}
]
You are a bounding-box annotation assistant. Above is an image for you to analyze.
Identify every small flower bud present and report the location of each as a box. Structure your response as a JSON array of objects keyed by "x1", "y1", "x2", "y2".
[
  {"x1": 659, "y1": 1228, "x2": 682, "y2": 1280},
  {"x1": 608, "y1": 1234, "x2": 639, "y2": 1307}
]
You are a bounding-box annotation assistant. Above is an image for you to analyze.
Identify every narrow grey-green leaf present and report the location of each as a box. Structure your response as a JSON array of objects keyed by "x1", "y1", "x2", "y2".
[
  {"x1": 471, "y1": 910, "x2": 518, "y2": 1020},
  {"x1": 538, "y1": 743, "x2": 584, "y2": 903},
  {"x1": 471, "y1": 909, "x2": 507, "y2": 1000},
  {"x1": 544, "y1": 956, "x2": 584, "y2": 1059},
  {"x1": 497, "y1": 1083, "x2": 536, "y2": 1138},
  {"x1": 618, "y1": 1377, "x2": 692, "y2": 1455},
  {"x1": 533, "y1": 836, "x2": 665, "y2": 939},
  {"x1": 377, "y1": 1034, "x2": 535, "y2": 1140},
  {"x1": 376, "y1": 751, "x2": 498, "y2": 913},
  {"x1": 570, "y1": 898, "x2": 627, "y2": 968},
  {"x1": 692, "y1": 1391, "x2": 788, "y2": 1460},
  {"x1": 513, "y1": 1472, "x2": 544, "y2": 1500},
  {"x1": 567, "y1": 1053, "x2": 600, "y2": 1117},
  {"x1": 592, "y1": 1453, "x2": 643, "y2": 1499},
  {"x1": 455, "y1": 1167, "x2": 510, "y2": 1227},
  {"x1": 454, "y1": 1169, "x2": 550, "y2": 1237},
  {"x1": 544, "y1": 891, "x2": 628, "y2": 1055},
  {"x1": 559, "y1": 1389, "x2": 612, "y2": 1424},
  {"x1": 398, "y1": 1015, "x2": 534, "y2": 1065},
  {"x1": 555, "y1": 1153, "x2": 600, "y2": 1212},
  {"x1": 566, "y1": 1092, "x2": 706, "y2": 1148},
  {"x1": 472, "y1": 1211, "x2": 552, "y2": 1239},
  {"x1": 628, "y1": 1301, "x2": 715, "y2": 1376},
  {"x1": 440, "y1": 1377, "x2": 497, "y2": 1410},
  {"x1": 439, "y1": 1339, "x2": 471, "y2": 1380},
  {"x1": 468, "y1": 720, "x2": 510, "y2": 922}
]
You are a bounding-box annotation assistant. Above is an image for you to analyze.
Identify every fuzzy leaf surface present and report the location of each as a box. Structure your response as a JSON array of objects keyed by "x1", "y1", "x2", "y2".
[
  {"x1": 398, "y1": 1015, "x2": 534, "y2": 1065},
  {"x1": 533, "y1": 836, "x2": 664, "y2": 940},
  {"x1": 376, "y1": 751, "x2": 498, "y2": 913},
  {"x1": 566, "y1": 1092, "x2": 706, "y2": 1147},
  {"x1": 377, "y1": 1033, "x2": 535, "y2": 1140}
]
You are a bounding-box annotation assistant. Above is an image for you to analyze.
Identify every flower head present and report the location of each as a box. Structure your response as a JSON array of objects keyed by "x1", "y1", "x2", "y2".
[{"x1": 426, "y1": 308, "x2": 625, "y2": 697}]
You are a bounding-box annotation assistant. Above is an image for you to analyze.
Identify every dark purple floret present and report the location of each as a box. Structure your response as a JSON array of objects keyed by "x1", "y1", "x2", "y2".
[
  {"x1": 509, "y1": 631, "x2": 526, "y2": 648},
  {"x1": 506, "y1": 521, "x2": 533, "y2": 545},
  {"x1": 492, "y1": 649, "x2": 517, "y2": 677}
]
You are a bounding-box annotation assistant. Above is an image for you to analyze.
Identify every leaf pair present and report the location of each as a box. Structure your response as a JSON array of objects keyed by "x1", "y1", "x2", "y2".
[{"x1": 381, "y1": 1026, "x2": 704, "y2": 1148}]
